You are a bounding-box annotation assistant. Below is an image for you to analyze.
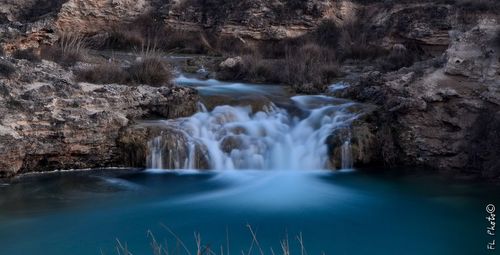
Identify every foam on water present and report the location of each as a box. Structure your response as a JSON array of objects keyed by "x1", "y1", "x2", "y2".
[{"x1": 147, "y1": 96, "x2": 362, "y2": 170}]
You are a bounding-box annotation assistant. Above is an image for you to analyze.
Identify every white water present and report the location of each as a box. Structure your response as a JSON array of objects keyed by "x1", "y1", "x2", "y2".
[
  {"x1": 341, "y1": 141, "x2": 353, "y2": 169},
  {"x1": 147, "y1": 95, "x2": 361, "y2": 170},
  {"x1": 147, "y1": 136, "x2": 163, "y2": 169}
]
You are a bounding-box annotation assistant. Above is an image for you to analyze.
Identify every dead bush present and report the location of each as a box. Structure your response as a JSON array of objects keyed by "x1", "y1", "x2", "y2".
[
  {"x1": 100, "y1": 29, "x2": 144, "y2": 51},
  {"x1": 74, "y1": 63, "x2": 128, "y2": 84},
  {"x1": 218, "y1": 54, "x2": 283, "y2": 83},
  {"x1": 314, "y1": 19, "x2": 341, "y2": 48},
  {"x1": 128, "y1": 57, "x2": 172, "y2": 86},
  {"x1": 337, "y1": 20, "x2": 387, "y2": 61},
  {"x1": 41, "y1": 32, "x2": 87, "y2": 66},
  {"x1": 283, "y1": 43, "x2": 339, "y2": 91},
  {"x1": 162, "y1": 30, "x2": 213, "y2": 54},
  {"x1": 214, "y1": 35, "x2": 255, "y2": 56},
  {"x1": 218, "y1": 42, "x2": 339, "y2": 90}
]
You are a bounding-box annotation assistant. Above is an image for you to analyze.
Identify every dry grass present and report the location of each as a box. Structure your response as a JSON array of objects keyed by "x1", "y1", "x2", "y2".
[
  {"x1": 217, "y1": 54, "x2": 282, "y2": 83},
  {"x1": 94, "y1": 27, "x2": 213, "y2": 55},
  {"x1": 128, "y1": 57, "x2": 172, "y2": 86},
  {"x1": 41, "y1": 31, "x2": 87, "y2": 66},
  {"x1": 283, "y1": 43, "x2": 340, "y2": 92},
  {"x1": 217, "y1": 42, "x2": 340, "y2": 92},
  {"x1": 314, "y1": 19, "x2": 341, "y2": 49},
  {"x1": 101, "y1": 29, "x2": 144, "y2": 51},
  {"x1": 88, "y1": 12, "x2": 214, "y2": 54},
  {"x1": 74, "y1": 63, "x2": 128, "y2": 84},
  {"x1": 113, "y1": 225, "x2": 310, "y2": 255},
  {"x1": 75, "y1": 56, "x2": 172, "y2": 86},
  {"x1": 337, "y1": 20, "x2": 387, "y2": 61}
]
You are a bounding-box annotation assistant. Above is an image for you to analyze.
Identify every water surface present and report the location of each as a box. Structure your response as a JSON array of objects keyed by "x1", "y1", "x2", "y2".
[{"x1": 0, "y1": 170, "x2": 497, "y2": 255}]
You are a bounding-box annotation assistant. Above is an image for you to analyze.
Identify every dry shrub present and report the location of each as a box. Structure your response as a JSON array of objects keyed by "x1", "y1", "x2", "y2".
[
  {"x1": 214, "y1": 35, "x2": 255, "y2": 56},
  {"x1": 337, "y1": 21, "x2": 387, "y2": 61},
  {"x1": 283, "y1": 43, "x2": 339, "y2": 92},
  {"x1": 217, "y1": 54, "x2": 282, "y2": 83},
  {"x1": 314, "y1": 19, "x2": 341, "y2": 48},
  {"x1": 128, "y1": 57, "x2": 172, "y2": 86},
  {"x1": 218, "y1": 42, "x2": 340, "y2": 90},
  {"x1": 74, "y1": 63, "x2": 128, "y2": 84},
  {"x1": 162, "y1": 29, "x2": 213, "y2": 54},
  {"x1": 0, "y1": 61, "x2": 16, "y2": 78},
  {"x1": 75, "y1": 57, "x2": 172, "y2": 86},
  {"x1": 41, "y1": 31, "x2": 87, "y2": 66},
  {"x1": 89, "y1": 12, "x2": 214, "y2": 54},
  {"x1": 12, "y1": 48, "x2": 41, "y2": 62},
  {"x1": 100, "y1": 29, "x2": 144, "y2": 51}
]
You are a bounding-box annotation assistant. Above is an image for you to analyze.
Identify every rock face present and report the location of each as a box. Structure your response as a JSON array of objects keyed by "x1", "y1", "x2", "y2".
[
  {"x1": 164, "y1": 0, "x2": 335, "y2": 40},
  {"x1": 445, "y1": 19, "x2": 500, "y2": 81},
  {"x1": 0, "y1": 58, "x2": 198, "y2": 177},
  {"x1": 56, "y1": 0, "x2": 152, "y2": 33},
  {"x1": 118, "y1": 123, "x2": 210, "y2": 170},
  {"x1": 335, "y1": 19, "x2": 500, "y2": 177},
  {"x1": 0, "y1": 1, "x2": 480, "y2": 55}
]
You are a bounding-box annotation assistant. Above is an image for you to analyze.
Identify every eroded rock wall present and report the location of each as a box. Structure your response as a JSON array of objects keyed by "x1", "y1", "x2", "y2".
[
  {"x1": 0, "y1": 58, "x2": 198, "y2": 177},
  {"x1": 336, "y1": 18, "x2": 500, "y2": 177}
]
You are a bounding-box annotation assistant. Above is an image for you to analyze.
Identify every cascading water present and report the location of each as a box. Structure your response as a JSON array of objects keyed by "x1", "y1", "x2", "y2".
[
  {"x1": 147, "y1": 136, "x2": 163, "y2": 169},
  {"x1": 341, "y1": 141, "x2": 353, "y2": 169},
  {"x1": 146, "y1": 94, "x2": 363, "y2": 170}
]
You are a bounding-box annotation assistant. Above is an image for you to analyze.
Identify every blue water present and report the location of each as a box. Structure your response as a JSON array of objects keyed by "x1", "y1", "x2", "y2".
[{"x1": 0, "y1": 169, "x2": 498, "y2": 255}]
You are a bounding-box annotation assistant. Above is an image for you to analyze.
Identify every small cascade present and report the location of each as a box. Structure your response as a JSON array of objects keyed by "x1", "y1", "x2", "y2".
[
  {"x1": 147, "y1": 136, "x2": 163, "y2": 169},
  {"x1": 341, "y1": 141, "x2": 353, "y2": 169},
  {"x1": 146, "y1": 94, "x2": 363, "y2": 170}
]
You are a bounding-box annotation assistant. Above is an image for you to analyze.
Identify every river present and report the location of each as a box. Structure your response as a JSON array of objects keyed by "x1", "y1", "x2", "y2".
[{"x1": 0, "y1": 74, "x2": 498, "y2": 255}]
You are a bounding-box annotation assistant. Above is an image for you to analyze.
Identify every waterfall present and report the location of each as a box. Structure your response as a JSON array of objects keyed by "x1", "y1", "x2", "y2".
[
  {"x1": 146, "y1": 95, "x2": 362, "y2": 170},
  {"x1": 147, "y1": 136, "x2": 163, "y2": 169},
  {"x1": 341, "y1": 141, "x2": 353, "y2": 169}
]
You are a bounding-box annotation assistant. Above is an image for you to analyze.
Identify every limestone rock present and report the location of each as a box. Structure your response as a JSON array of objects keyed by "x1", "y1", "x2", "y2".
[
  {"x1": 118, "y1": 123, "x2": 210, "y2": 170},
  {"x1": 445, "y1": 19, "x2": 500, "y2": 81},
  {"x1": 56, "y1": 0, "x2": 152, "y2": 33},
  {"x1": 0, "y1": 58, "x2": 199, "y2": 177},
  {"x1": 339, "y1": 58, "x2": 500, "y2": 177},
  {"x1": 219, "y1": 56, "x2": 242, "y2": 69}
]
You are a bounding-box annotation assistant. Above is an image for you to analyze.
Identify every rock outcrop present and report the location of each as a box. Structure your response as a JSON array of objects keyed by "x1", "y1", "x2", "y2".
[
  {"x1": 0, "y1": 58, "x2": 198, "y2": 177},
  {"x1": 118, "y1": 123, "x2": 210, "y2": 169},
  {"x1": 56, "y1": 0, "x2": 152, "y2": 34},
  {"x1": 445, "y1": 18, "x2": 500, "y2": 81},
  {"x1": 334, "y1": 19, "x2": 500, "y2": 177}
]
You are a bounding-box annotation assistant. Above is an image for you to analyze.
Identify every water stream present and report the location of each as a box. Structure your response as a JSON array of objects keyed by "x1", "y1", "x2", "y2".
[
  {"x1": 0, "y1": 74, "x2": 496, "y2": 255},
  {"x1": 146, "y1": 76, "x2": 364, "y2": 171}
]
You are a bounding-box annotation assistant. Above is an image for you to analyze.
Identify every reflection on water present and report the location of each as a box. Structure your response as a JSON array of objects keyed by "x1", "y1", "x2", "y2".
[{"x1": 0, "y1": 170, "x2": 498, "y2": 255}]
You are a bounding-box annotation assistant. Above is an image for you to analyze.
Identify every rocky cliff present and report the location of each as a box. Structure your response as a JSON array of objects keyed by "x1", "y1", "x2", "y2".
[
  {"x1": 0, "y1": 58, "x2": 198, "y2": 177},
  {"x1": 335, "y1": 17, "x2": 500, "y2": 177}
]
